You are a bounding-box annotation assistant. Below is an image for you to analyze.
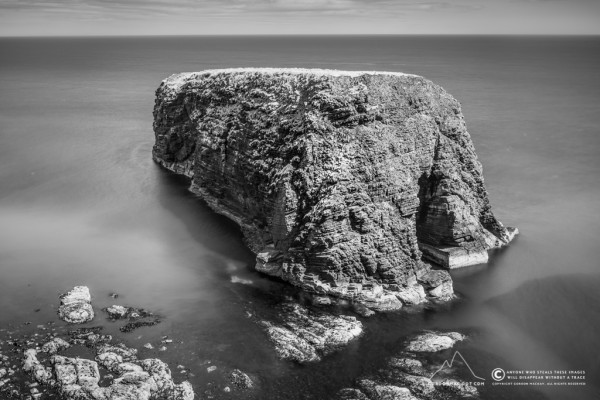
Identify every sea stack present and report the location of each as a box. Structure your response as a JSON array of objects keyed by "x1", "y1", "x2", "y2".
[{"x1": 152, "y1": 68, "x2": 517, "y2": 309}]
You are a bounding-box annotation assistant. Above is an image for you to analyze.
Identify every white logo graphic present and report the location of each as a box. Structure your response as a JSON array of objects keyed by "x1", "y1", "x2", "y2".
[
  {"x1": 491, "y1": 368, "x2": 506, "y2": 381},
  {"x1": 430, "y1": 351, "x2": 486, "y2": 381}
]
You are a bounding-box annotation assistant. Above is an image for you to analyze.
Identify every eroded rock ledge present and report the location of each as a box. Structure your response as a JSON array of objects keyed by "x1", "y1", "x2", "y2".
[{"x1": 152, "y1": 68, "x2": 516, "y2": 309}]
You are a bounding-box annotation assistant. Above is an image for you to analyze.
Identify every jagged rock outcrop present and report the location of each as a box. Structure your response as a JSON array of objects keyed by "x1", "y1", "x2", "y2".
[
  {"x1": 259, "y1": 302, "x2": 362, "y2": 363},
  {"x1": 22, "y1": 342, "x2": 194, "y2": 400},
  {"x1": 152, "y1": 68, "x2": 517, "y2": 307}
]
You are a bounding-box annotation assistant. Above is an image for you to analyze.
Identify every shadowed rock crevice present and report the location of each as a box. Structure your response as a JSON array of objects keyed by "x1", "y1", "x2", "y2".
[{"x1": 152, "y1": 68, "x2": 516, "y2": 309}]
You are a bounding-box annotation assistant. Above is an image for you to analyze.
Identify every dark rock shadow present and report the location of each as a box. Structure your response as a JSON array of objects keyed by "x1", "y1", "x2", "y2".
[{"x1": 154, "y1": 164, "x2": 256, "y2": 266}]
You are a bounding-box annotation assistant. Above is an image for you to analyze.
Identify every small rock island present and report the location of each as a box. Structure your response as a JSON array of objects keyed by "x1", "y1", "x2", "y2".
[{"x1": 152, "y1": 68, "x2": 517, "y2": 310}]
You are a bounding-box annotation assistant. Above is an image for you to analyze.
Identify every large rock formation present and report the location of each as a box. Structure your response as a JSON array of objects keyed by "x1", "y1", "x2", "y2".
[{"x1": 152, "y1": 68, "x2": 516, "y2": 308}]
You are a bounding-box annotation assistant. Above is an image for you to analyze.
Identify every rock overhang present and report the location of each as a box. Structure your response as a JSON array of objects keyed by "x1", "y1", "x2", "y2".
[{"x1": 152, "y1": 68, "x2": 517, "y2": 310}]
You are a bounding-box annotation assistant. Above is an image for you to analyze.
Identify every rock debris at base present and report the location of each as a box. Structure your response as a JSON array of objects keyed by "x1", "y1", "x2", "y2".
[{"x1": 335, "y1": 331, "x2": 479, "y2": 400}]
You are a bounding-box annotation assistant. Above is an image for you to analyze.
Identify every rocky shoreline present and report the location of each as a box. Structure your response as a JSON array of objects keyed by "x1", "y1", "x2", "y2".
[
  {"x1": 0, "y1": 285, "x2": 270, "y2": 400},
  {"x1": 152, "y1": 68, "x2": 517, "y2": 311},
  {"x1": 0, "y1": 286, "x2": 196, "y2": 400},
  {"x1": 0, "y1": 284, "x2": 485, "y2": 400},
  {"x1": 336, "y1": 331, "x2": 480, "y2": 400}
]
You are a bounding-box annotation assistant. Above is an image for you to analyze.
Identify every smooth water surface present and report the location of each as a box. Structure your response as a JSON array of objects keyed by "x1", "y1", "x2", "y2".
[{"x1": 0, "y1": 36, "x2": 599, "y2": 399}]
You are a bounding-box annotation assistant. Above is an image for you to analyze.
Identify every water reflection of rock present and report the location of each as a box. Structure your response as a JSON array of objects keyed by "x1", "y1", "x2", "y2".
[{"x1": 336, "y1": 331, "x2": 479, "y2": 400}]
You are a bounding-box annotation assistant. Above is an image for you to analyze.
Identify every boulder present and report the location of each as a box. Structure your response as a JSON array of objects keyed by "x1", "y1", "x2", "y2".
[
  {"x1": 229, "y1": 369, "x2": 254, "y2": 390},
  {"x1": 418, "y1": 270, "x2": 454, "y2": 300},
  {"x1": 405, "y1": 331, "x2": 465, "y2": 353},
  {"x1": 41, "y1": 337, "x2": 71, "y2": 354},
  {"x1": 58, "y1": 286, "x2": 94, "y2": 323},
  {"x1": 394, "y1": 286, "x2": 427, "y2": 305},
  {"x1": 22, "y1": 349, "x2": 52, "y2": 385}
]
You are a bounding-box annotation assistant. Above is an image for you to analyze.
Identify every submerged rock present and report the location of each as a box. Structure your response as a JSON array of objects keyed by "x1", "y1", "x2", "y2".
[
  {"x1": 435, "y1": 378, "x2": 479, "y2": 397},
  {"x1": 105, "y1": 305, "x2": 129, "y2": 319},
  {"x1": 69, "y1": 326, "x2": 112, "y2": 347},
  {"x1": 357, "y1": 379, "x2": 416, "y2": 400},
  {"x1": 23, "y1": 344, "x2": 194, "y2": 400},
  {"x1": 336, "y1": 330, "x2": 477, "y2": 400},
  {"x1": 260, "y1": 303, "x2": 362, "y2": 363},
  {"x1": 103, "y1": 305, "x2": 162, "y2": 333},
  {"x1": 229, "y1": 369, "x2": 254, "y2": 390},
  {"x1": 153, "y1": 68, "x2": 516, "y2": 307},
  {"x1": 58, "y1": 286, "x2": 94, "y2": 324},
  {"x1": 104, "y1": 305, "x2": 154, "y2": 320},
  {"x1": 405, "y1": 331, "x2": 465, "y2": 353}
]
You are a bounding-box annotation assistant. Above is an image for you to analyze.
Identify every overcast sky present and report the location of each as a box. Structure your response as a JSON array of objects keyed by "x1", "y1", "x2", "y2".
[{"x1": 1, "y1": 0, "x2": 599, "y2": 36}]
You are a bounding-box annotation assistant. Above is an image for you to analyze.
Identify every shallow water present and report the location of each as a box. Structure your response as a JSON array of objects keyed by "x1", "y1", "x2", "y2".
[{"x1": 0, "y1": 36, "x2": 599, "y2": 399}]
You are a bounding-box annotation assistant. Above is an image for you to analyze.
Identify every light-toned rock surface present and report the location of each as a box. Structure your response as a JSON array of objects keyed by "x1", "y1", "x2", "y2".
[
  {"x1": 260, "y1": 303, "x2": 362, "y2": 363},
  {"x1": 22, "y1": 349, "x2": 52, "y2": 385},
  {"x1": 58, "y1": 286, "x2": 94, "y2": 323},
  {"x1": 23, "y1": 347, "x2": 194, "y2": 400},
  {"x1": 405, "y1": 331, "x2": 465, "y2": 352},
  {"x1": 335, "y1": 331, "x2": 477, "y2": 400},
  {"x1": 229, "y1": 369, "x2": 254, "y2": 390},
  {"x1": 41, "y1": 337, "x2": 71, "y2": 354},
  {"x1": 152, "y1": 68, "x2": 517, "y2": 307},
  {"x1": 417, "y1": 270, "x2": 454, "y2": 301}
]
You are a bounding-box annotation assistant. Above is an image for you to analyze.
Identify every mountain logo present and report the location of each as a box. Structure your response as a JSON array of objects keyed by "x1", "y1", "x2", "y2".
[{"x1": 430, "y1": 351, "x2": 486, "y2": 381}]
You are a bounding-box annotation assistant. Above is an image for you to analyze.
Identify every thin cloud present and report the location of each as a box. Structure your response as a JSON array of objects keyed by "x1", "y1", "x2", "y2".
[{"x1": 0, "y1": 0, "x2": 480, "y2": 16}]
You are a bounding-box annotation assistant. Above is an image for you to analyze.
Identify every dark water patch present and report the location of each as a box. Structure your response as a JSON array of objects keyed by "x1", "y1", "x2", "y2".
[
  {"x1": 488, "y1": 274, "x2": 600, "y2": 389},
  {"x1": 1, "y1": 35, "x2": 599, "y2": 399}
]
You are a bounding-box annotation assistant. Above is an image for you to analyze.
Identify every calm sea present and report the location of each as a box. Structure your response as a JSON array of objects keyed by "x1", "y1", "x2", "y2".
[{"x1": 0, "y1": 36, "x2": 599, "y2": 399}]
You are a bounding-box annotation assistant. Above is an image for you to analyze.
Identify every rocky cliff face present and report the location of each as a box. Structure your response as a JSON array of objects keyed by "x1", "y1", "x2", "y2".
[{"x1": 152, "y1": 68, "x2": 516, "y2": 309}]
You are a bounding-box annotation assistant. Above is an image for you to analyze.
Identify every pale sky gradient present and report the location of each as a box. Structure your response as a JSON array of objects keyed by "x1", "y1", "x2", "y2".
[{"x1": 1, "y1": 0, "x2": 599, "y2": 36}]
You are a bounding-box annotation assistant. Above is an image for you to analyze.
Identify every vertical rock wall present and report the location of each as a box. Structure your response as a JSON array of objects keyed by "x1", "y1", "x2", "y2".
[{"x1": 152, "y1": 68, "x2": 516, "y2": 309}]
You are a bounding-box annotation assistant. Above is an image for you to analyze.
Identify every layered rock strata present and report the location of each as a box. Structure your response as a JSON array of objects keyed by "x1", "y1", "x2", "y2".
[
  {"x1": 152, "y1": 68, "x2": 516, "y2": 307},
  {"x1": 58, "y1": 286, "x2": 94, "y2": 324},
  {"x1": 259, "y1": 302, "x2": 363, "y2": 363}
]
